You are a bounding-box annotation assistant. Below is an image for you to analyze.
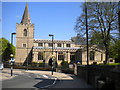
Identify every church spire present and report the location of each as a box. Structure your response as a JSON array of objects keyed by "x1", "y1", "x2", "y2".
[{"x1": 21, "y1": 3, "x2": 31, "y2": 24}]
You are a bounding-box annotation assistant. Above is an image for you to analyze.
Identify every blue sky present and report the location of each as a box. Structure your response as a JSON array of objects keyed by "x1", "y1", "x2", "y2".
[{"x1": 2, "y1": 2, "x2": 82, "y2": 44}]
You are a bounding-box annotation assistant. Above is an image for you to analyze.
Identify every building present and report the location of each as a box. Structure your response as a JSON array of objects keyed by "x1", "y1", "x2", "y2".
[{"x1": 15, "y1": 3, "x2": 105, "y2": 66}]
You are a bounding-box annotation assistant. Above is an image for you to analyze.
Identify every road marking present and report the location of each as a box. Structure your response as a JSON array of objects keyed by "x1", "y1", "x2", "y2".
[
  {"x1": 42, "y1": 75, "x2": 48, "y2": 78},
  {"x1": 53, "y1": 78, "x2": 57, "y2": 85},
  {"x1": 39, "y1": 77, "x2": 58, "y2": 89}
]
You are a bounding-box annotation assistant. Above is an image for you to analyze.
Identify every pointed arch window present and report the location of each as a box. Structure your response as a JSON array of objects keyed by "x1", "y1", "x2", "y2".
[
  {"x1": 90, "y1": 51, "x2": 95, "y2": 60},
  {"x1": 23, "y1": 29, "x2": 27, "y2": 36}
]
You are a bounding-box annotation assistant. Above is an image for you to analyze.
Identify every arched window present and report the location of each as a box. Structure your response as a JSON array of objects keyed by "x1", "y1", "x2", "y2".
[
  {"x1": 23, "y1": 29, "x2": 27, "y2": 36},
  {"x1": 90, "y1": 51, "x2": 95, "y2": 60}
]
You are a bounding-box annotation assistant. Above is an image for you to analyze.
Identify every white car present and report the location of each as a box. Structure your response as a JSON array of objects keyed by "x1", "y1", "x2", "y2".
[{"x1": 0, "y1": 63, "x2": 4, "y2": 70}]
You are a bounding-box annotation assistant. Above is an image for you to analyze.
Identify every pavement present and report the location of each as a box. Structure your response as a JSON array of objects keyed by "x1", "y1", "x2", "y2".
[
  {"x1": 0, "y1": 68, "x2": 26, "y2": 81},
  {"x1": 1, "y1": 68, "x2": 93, "y2": 89}
]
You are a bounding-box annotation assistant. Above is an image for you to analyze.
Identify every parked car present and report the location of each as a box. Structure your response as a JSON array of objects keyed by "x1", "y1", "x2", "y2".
[{"x1": 0, "y1": 63, "x2": 4, "y2": 70}]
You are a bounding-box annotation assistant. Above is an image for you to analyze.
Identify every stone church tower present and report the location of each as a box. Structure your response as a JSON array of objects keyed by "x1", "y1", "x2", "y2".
[{"x1": 15, "y1": 3, "x2": 34, "y2": 65}]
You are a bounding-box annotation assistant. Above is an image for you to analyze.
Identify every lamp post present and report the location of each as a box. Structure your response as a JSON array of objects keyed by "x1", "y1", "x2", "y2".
[
  {"x1": 10, "y1": 32, "x2": 16, "y2": 76},
  {"x1": 11, "y1": 33, "x2": 16, "y2": 46},
  {"x1": 49, "y1": 34, "x2": 54, "y2": 75}
]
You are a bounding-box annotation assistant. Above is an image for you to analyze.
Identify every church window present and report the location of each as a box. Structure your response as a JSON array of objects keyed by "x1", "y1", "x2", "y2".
[
  {"x1": 66, "y1": 44, "x2": 71, "y2": 47},
  {"x1": 23, "y1": 29, "x2": 27, "y2": 36},
  {"x1": 70, "y1": 52, "x2": 75, "y2": 63},
  {"x1": 90, "y1": 51, "x2": 95, "y2": 60},
  {"x1": 23, "y1": 44, "x2": 26, "y2": 48},
  {"x1": 58, "y1": 52, "x2": 64, "y2": 60},
  {"x1": 48, "y1": 43, "x2": 53, "y2": 47},
  {"x1": 38, "y1": 52, "x2": 44, "y2": 60},
  {"x1": 38, "y1": 43, "x2": 43, "y2": 47},
  {"x1": 57, "y1": 43, "x2": 61, "y2": 47},
  {"x1": 101, "y1": 54, "x2": 103, "y2": 61}
]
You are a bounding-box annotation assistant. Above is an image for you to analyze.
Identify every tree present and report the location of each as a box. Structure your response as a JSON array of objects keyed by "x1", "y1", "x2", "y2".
[
  {"x1": 71, "y1": 34, "x2": 86, "y2": 45},
  {"x1": 75, "y1": 2, "x2": 119, "y2": 64},
  {"x1": 109, "y1": 40, "x2": 120, "y2": 61},
  {"x1": 0, "y1": 38, "x2": 15, "y2": 62},
  {"x1": 89, "y1": 31, "x2": 103, "y2": 46}
]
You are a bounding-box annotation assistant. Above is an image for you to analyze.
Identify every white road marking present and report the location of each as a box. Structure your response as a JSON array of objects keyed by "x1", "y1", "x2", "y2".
[
  {"x1": 39, "y1": 77, "x2": 58, "y2": 89},
  {"x1": 42, "y1": 75, "x2": 48, "y2": 78},
  {"x1": 53, "y1": 78, "x2": 57, "y2": 85}
]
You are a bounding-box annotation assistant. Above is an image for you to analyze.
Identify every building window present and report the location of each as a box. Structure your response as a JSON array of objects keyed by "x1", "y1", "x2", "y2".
[
  {"x1": 38, "y1": 52, "x2": 44, "y2": 60},
  {"x1": 23, "y1": 29, "x2": 27, "y2": 36},
  {"x1": 101, "y1": 54, "x2": 103, "y2": 61},
  {"x1": 57, "y1": 43, "x2": 61, "y2": 47},
  {"x1": 70, "y1": 52, "x2": 75, "y2": 63},
  {"x1": 48, "y1": 43, "x2": 52, "y2": 47},
  {"x1": 38, "y1": 43, "x2": 43, "y2": 47},
  {"x1": 58, "y1": 52, "x2": 64, "y2": 60},
  {"x1": 90, "y1": 51, "x2": 95, "y2": 60},
  {"x1": 66, "y1": 44, "x2": 70, "y2": 47},
  {"x1": 23, "y1": 44, "x2": 26, "y2": 48}
]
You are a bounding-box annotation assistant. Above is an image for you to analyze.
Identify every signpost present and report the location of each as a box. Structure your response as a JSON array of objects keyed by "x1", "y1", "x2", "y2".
[{"x1": 10, "y1": 54, "x2": 14, "y2": 76}]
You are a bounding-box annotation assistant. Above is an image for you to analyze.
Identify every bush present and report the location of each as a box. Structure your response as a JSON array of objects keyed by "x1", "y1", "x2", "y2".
[
  {"x1": 31, "y1": 62, "x2": 38, "y2": 67},
  {"x1": 39, "y1": 62, "x2": 45, "y2": 67},
  {"x1": 61, "y1": 61, "x2": 69, "y2": 69}
]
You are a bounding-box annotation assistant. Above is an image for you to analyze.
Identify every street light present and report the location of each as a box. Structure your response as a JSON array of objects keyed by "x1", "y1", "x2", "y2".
[
  {"x1": 49, "y1": 34, "x2": 54, "y2": 75},
  {"x1": 11, "y1": 33, "x2": 16, "y2": 45},
  {"x1": 10, "y1": 32, "x2": 16, "y2": 76}
]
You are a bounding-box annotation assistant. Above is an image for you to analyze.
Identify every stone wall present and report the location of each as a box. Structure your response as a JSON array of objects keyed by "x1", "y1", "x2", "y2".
[{"x1": 77, "y1": 65, "x2": 120, "y2": 90}]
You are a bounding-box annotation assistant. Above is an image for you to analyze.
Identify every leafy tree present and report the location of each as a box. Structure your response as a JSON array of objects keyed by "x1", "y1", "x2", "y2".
[
  {"x1": 75, "y1": 2, "x2": 119, "y2": 64},
  {"x1": 0, "y1": 38, "x2": 9, "y2": 55},
  {"x1": 109, "y1": 40, "x2": 120, "y2": 60},
  {"x1": 71, "y1": 34, "x2": 86, "y2": 45},
  {"x1": 0, "y1": 38, "x2": 15, "y2": 62}
]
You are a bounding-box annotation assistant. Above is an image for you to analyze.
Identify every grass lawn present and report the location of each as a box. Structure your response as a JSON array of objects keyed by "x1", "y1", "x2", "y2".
[{"x1": 98, "y1": 63, "x2": 120, "y2": 66}]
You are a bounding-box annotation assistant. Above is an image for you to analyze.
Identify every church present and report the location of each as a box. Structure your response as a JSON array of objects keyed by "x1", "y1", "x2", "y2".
[{"x1": 15, "y1": 3, "x2": 105, "y2": 66}]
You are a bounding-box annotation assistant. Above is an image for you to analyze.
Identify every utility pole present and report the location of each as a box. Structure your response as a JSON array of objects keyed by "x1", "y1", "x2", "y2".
[
  {"x1": 118, "y1": 1, "x2": 120, "y2": 39},
  {"x1": 85, "y1": 1, "x2": 89, "y2": 84},
  {"x1": 85, "y1": 1, "x2": 89, "y2": 66}
]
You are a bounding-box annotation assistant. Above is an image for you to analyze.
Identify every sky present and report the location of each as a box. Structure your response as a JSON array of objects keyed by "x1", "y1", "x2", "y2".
[{"x1": 2, "y1": 2, "x2": 83, "y2": 44}]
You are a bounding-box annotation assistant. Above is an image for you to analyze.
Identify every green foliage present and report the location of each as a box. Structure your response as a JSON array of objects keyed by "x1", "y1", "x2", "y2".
[
  {"x1": 71, "y1": 34, "x2": 86, "y2": 45},
  {"x1": 31, "y1": 62, "x2": 45, "y2": 67},
  {"x1": 97, "y1": 63, "x2": 120, "y2": 66},
  {"x1": 109, "y1": 40, "x2": 120, "y2": 60},
  {"x1": 75, "y1": 2, "x2": 118, "y2": 63},
  {"x1": 39, "y1": 62, "x2": 45, "y2": 67},
  {"x1": 89, "y1": 31, "x2": 104, "y2": 48},
  {"x1": 61, "y1": 61, "x2": 69, "y2": 69},
  {"x1": 107, "y1": 63, "x2": 120, "y2": 66},
  {"x1": 0, "y1": 38, "x2": 15, "y2": 62},
  {"x1": 31, "y1": 62, "x2": 38, "y2": 67}
]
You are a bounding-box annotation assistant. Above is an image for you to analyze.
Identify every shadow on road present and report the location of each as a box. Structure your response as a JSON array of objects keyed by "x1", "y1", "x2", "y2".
[
  {"x1": 34, "y1": 74, "x2": 95, "y2": 90},
  {"x1": 34, "y1": 78, "x2": 55, "y2": 88}
]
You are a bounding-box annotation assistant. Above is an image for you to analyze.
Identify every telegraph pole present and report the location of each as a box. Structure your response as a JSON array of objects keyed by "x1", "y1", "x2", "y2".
[
  {"x1": 85, "y1": 1, "x2": 89, "y2": 84},
  {"x1": 118, "y1": 1, "x2": 120, "y2": 39}
]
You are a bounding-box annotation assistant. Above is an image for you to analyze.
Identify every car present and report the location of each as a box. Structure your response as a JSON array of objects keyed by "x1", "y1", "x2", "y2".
[{"x1": 0, "y1": 63, "x2": 4, "y2": 70}]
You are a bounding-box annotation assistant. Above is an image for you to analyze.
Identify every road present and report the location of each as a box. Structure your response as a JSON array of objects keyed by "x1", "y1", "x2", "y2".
[
  {"x1": 2, "y1": 72, "x2": 57, "y2": 89},
  {"x1": 1, "y1": 68, "x2": 93, "y2": 89}
]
